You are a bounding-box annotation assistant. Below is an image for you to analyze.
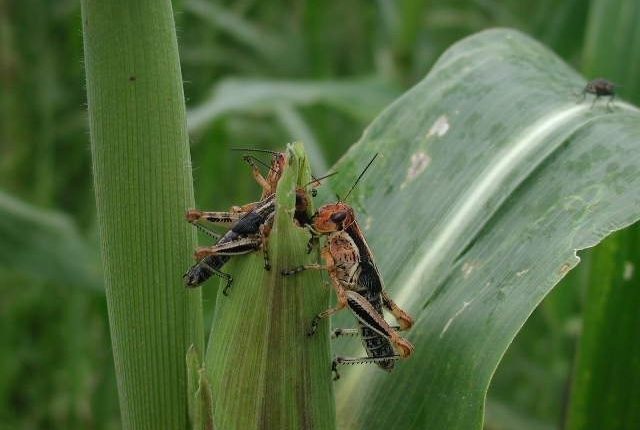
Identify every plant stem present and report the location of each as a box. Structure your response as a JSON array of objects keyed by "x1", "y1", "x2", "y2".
[{"x1": 81, "y1": 1, "x2": 203, "y2": 428}]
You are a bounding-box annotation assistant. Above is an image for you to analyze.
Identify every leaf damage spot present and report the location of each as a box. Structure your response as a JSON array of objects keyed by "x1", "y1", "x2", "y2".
[
  {"x1": 427, "y1": 115, "x2": 450, "y2": 138},
  {"x1": 440, "y1": 299, "x2": 474, "y2": 338},
  {"x1": 461, "y1": 261, "x2": 477, "y2": 279},
  {"x1": 558, "y1": 263, "x2": 572, "y2": 276},
  {"x1": 516, "y1": 268, "x2": 530, "y2": 277},
  {"x1": 400, "y1": 152, "x2": 431, "y2": 189},
  {"x1": 623, "y1": 261, "x2": 634, "y2": 281}
]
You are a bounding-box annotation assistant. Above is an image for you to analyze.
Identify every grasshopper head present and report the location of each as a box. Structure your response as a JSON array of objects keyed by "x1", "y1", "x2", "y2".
[{"x1": 312, "y1": 202, "x2": 355, "y2": 233}]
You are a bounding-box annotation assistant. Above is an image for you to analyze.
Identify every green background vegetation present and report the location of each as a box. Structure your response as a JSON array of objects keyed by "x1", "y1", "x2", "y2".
[{"x1": 1, "y1": 0, "x2": 638, "y2": 429}]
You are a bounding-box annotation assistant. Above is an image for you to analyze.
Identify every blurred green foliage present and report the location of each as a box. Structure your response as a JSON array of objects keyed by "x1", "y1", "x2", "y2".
[{"x1": 0, "y1": 0, "x2": 633, "y2": 428}]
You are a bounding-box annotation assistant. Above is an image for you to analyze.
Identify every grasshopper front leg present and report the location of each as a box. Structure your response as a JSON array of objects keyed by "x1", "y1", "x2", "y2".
[
  {"x1": 242, "y1": 155, "x2": 272, "y2": 196},
  {"x1": 183, "y1": 257, "x2": 234, "y2": 294},
  {"x1": 282, "y1": 252, "x2": 349, "y2": 336}
]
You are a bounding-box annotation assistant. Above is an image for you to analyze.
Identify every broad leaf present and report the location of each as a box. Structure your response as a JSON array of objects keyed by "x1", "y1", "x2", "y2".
[
  {"x1": 186, "y1": 78, "x2": 398, "y2": 133},
  {"x1": 565, "y1": 2, "x2": 640, "y2": 428},
  {"x1": 313, "y1": 29, "x2": 640, "y2": 429},
  {"x1": 0, "y1": 190, "x2": 101, "y2": 289},
  {"x1": 565, "y1": 227, "x2": 640, "y2": 430}
]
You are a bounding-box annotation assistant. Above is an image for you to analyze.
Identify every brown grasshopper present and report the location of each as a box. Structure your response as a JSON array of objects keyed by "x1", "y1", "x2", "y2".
[
  {"x1": 184, "y1": 149, "x2": 326, "y2": 294},
  {"x1": 282, "y1": 155, "x2": 414, "y2": 379}
]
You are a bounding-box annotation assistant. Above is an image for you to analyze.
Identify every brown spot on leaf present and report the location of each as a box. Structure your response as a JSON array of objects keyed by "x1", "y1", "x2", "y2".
[
  {"x1": 400, "y1": 151, "x2": 430, "y2": 189},
  {"x1": 559, "y1": 263, "x2": 571, "y2": 275}
]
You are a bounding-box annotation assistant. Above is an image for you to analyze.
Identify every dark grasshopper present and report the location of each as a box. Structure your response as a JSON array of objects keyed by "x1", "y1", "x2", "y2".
[
  {"x1": 184, "y1": 149, "x2": 318, "y2": 294},
  {"x1": 283, "y1": 155, "x2": 414, "y2": 379},
  {"x1": 183, "y1": 150, "x2": 285, "y2": 293}
]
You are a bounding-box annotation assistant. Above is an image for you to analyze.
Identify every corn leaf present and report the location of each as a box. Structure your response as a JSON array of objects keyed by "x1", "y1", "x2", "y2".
[
  {"x1": 315, "y1": 29, "x2": 640, "y2": 429},
  {"x1": 204, "y1": 143, "x2": 336, "y2": 430},
  {"x1": 565, "y1": 1, "x2": 640, "y2": 428}
]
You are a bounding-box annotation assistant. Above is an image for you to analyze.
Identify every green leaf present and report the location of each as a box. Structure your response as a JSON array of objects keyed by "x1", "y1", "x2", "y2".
[
  {"x1": 565, "y1": 227, "x2": 640, "y2": 430},
  {"x1": 194, "y1": 369, "x2": 215, "y2": 430},
  {"x1": 204, "y1": 143, "x2": 335, "y2": 430},
  {"x1": 564, "y1": 3, "x2": 640, "y2": 428},
  {"x1": 0, "y1": 190, "x2": 100, "y2": 289},
  {"x1": 183, "y1": 0, "x2": 283, "y2": 62},
  {"x1": 186, "y1": 345, "x2": 201, "y2": 427},
  {"x1": 312, "y1": 29, "x2": 640, "y2": 429},
  {"x1": 186, "y1": 77, "x2": 398, "y2": 133}
]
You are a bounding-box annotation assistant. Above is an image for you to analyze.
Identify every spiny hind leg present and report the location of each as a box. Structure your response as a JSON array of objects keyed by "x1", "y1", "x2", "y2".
[
  {"x1": 194, "y1": 237, "x2": 262, "y2": 260},
  {"x1": 186, "y1": 209, "x2": 246, "y2": 239},
  {"x1": 281, "y1": 250, "x2": 346, "y2": 335},
  {"x1": 230, "y1": 200, "x2": 261, "y2": 213},
  {"x1": 331, "y1": 326, "x2": 404, "y2": 338},
  {"x1": 186, "y1": 209, "x2": 246, "y2": 225},
  {"x1": 345, "y1": 291, "x2": 414, "y2": 358},
  {"x1": 381, "y1": 290, "x2": 413, "y2": 330},
  {"x1": 331, "y1": 355, "x2": 401, "y2": 380}
]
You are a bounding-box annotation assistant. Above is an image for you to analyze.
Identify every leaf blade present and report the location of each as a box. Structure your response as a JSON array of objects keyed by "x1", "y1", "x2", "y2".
[
  {"x1": 204, "y1": 143, "x2": 336, "y2": 430},
  {"x1": 320, "y1": 29, "x2": 640, "y2": 429}
]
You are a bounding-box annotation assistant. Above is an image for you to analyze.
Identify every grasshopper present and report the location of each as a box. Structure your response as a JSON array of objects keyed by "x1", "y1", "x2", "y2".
[
  {"x1": 183, "y1": 149, "x2": 286, "y2": 294},
  {"x1": 184, "y1": 149, "x2": 326, "y2": 294},
  {"x1": 282, "y1": 155, "x2": 414, "y2": 379}
]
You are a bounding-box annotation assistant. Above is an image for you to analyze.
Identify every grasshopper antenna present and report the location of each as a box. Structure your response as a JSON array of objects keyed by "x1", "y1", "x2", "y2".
[
  {"x1": 340, "y1": 153, "x2": 379, "y2": 202},
  {"x1": 230, "y1": 147, "x2": 279, "y2": 155},
  {"x1": 304, "y1": 171, "x2": 339, "y2": 188},
  {"x1": 243, "y1": 154, "x2": 272, "y2": 171}
]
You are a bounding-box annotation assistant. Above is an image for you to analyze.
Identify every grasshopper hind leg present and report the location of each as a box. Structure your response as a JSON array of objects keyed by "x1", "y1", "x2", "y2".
[{"x1": 331, "y1": 355, "x2": 400, "y2": 380}]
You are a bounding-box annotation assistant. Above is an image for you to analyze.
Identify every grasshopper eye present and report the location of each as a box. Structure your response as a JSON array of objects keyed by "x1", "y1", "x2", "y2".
[{"x1": 330, "y1": 211, "x2": 347, "y2": 224}]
